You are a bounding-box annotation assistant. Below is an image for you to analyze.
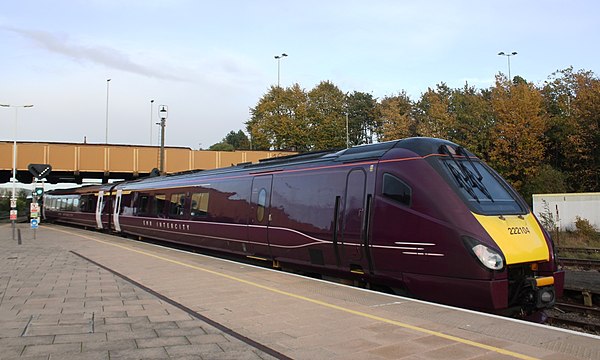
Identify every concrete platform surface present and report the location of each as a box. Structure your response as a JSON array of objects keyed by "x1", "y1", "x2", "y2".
[{"x1": 1, "y1": 223, "x2": 599, "y2": 360}]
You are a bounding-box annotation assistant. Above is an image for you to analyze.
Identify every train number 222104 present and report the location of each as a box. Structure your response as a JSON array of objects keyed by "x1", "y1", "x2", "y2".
[{"x1": 508, "y1": 226, "x2": 531, "y2": 235}]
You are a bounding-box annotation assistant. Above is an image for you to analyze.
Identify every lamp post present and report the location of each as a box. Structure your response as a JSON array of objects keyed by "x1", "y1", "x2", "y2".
[
  {"x1": 274, "y1": 53, "x2": 288, "y2": 87},
  {"x1": 0, "y1": 103, "x2": 34, "y2": 240},
  {"x1": 345, "y1": 112, "x2": 350, "y2": 149},
  {"x1": 105, "y1": 78, "x2": 111, "y2": 144},
  {"x1": 497, "y1": 51, "x2": 517, "y2": 81},
  {"x1": 157, "y1": 105, "x2": 168, "y2": 175},
  {"x1": 150, "y1": 99, "x2": 155, "y2": 145}
]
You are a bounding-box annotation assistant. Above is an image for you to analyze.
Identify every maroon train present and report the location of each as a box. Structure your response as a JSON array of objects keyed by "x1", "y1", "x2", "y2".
[{"x1": 43, "y1": 137, "x2": 564, "y2": 317}]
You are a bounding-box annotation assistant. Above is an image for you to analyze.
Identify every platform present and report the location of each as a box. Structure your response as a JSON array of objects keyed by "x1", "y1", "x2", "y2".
[{"x1": 1, "y1": 223, "x2": 599, "y2": 360}]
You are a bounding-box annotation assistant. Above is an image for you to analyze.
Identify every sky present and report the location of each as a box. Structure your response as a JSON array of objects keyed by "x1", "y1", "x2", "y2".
[{"x1": 1, "y1": 0, "x2": 599, "y2": 150}]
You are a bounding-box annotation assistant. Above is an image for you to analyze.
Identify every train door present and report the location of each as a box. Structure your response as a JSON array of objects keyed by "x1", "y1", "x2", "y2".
[
  {"x1": 113, "y1": 189, "x2": 122, "y2": 232},
  {"x1": 340, "y1": 169, "x2": 371, "y2": 274},
  {"x1": 248, "y1": 175, "x2": 273, "y2": 258},
  {"x1": 95, "y1": 191, "x2": 104, "y2": 229}
]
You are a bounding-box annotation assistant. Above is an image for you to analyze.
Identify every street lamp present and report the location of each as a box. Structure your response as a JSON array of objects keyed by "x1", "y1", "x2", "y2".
[
  {"x1": 345, "y1": 112, "x2": 350, "y2": 149},
  {"x1": 105, "y1": 78, "x2": 111, "y2": 144},
  {"x1": 274, "y1": 53, "x2": 288, "y2": 87},
  {"x1": 157, "y1": 105, "x2": 168, "y2": 174},
  {"x1": 0, "y1": 103, "x2": 34, "y2": 240},
  {"x1": 497, "y1": 51, "x2": 517, "y2": 81},
  {"x1": 150, "y1": 99, "x2": 155, "y2": 145}
]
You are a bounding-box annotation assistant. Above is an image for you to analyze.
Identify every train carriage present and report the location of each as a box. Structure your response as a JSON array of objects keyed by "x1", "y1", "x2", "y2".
[
  {"x1": 44, "y1": 184, "x2": 112, "y2": 230},
  {"x1": 44, "y1": 137, "x2": 564, "y2": 317}
]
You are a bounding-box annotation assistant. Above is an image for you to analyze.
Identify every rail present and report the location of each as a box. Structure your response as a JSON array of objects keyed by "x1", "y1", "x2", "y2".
[
  {"x1": 558, "y1": 258, "x2": 600, "y2": 269},
  {"x1": 557, "y1": 247, "x2": 600, "y2": 255}
]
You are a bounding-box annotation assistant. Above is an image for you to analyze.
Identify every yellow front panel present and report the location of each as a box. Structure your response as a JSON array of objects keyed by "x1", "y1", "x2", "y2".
[{"x1": 473, "y1": 213, "x2": 549, "y2": 265}]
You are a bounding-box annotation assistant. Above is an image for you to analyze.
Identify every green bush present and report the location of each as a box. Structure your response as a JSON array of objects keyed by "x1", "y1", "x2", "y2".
[{"x1": 574, "y1": 216, "x2": 599, "y2": 239}]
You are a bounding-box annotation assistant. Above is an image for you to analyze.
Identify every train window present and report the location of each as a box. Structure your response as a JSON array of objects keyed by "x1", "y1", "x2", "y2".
[
  {"x1": 440, "y1": 159, "x2": 525, "y2": 215},
  {"x1": 86, "y1": 196, "x2": 97, "y2": 212},
  {"x1": 383, "y1": 173, "x2": 412, "y2": 207},
  {"x1": 66, "y1": 198, "x2": 74, "y2": 211},
  {"x1": 191, "y1": 192, "x2": 209, "y2": 218},
  {"x1": 169, "y1": 193, "x2": 186, "y2": 217},
  {"x1": 73, "y1": 198, "x2": 79, "y2": 211},
  {"x1": 257, "y1": 188, "x2": 267, "y2": 222},
  {"x1": 155, "y1": 194, "x2": 166, "y2": 217},
  {"x1": 79, "y1": 196, "x2": 87, "y2": 212},
  {"x1": 136, "y1": 195, "x2": 151, "y2": 216}
]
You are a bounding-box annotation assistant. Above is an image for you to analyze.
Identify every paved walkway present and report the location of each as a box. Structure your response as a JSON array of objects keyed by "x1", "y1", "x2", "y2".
[
  {"x1": 0, "y1": 223, "x2": 278, "y2": 360},
  {"x1": 2, "y1": 222, "x2": 600, "y2": 360}
]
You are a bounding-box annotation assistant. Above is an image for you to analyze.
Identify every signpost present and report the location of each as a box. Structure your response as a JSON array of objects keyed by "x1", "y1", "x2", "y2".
[
  {"x1": 27, "y1": 163, "x2": 51, "y2": 233},
  {"x1": 10, "y1": 209, "x2": 17, "y2": 221},
  {"x1": 30, "y1": 202, "x2": 39, "y2": 219},
  {"x1": 30, "y1": 218, "x2": 38, "y2": 240}
]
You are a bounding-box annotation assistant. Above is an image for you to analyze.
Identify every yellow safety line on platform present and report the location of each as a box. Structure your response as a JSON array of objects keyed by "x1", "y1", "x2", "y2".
[{"x1": 49, "y1": 226, "x2": 537, "y2": 360}]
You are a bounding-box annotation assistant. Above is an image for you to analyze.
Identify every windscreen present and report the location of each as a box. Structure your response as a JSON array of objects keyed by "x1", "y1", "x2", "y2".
[{"x1": 440, "y1": 159, "x2": 525, "y2": 215}]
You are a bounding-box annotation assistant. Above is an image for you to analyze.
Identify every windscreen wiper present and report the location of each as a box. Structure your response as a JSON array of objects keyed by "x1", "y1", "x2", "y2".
[
  {"x1": 446, "y1": 162, "x2": 480, "y2": 202},
  {"x1": 456, "y1": 147, "x2": 494, "y2": 202},
  {"x1": 439, "y1": 145, "x2": 480, "y2": 202}
]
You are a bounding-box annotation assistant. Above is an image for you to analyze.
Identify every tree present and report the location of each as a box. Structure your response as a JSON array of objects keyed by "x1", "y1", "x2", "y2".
[
  {"x1": 346, "y1": 91, "x2": 378, "y2": 145},
  {"x1": 520, "y1": 165, "x2": 567, "y2": 206},
  {"x1": 246, "y1": 84, "x2": 310, "y2": 151},
  {"x1": 208, "y1": 142, "x2": 235, "y2": 151},
  {"x1": 541, "y1": 67, "x2": 579, "y2": 180},
  {"x1": 377, "y1": 92, "x2": 415, "y2": 141},
  {"x1": 448, "y1": 84, "x2": 494, "y2": 158},
  {"x1": 224, "y1": 130, "x2": 250, "y2": 150},
  {"x1": 414, "y1": 83, "x2": 456, "y2": 139},
  {"x1": 569, "y1": 70, "x2": 600, "y2": 191},
  {"x1": 208, "y1": 130, "x2": 250, "y2": 151},
  {"x1": 489, "y1": 75, "x2": 547, "y2": 191},
  {"x1": 541, "y1": 67, "x2": 600, "y2": 192},
  {"x1": 307, "y1": 81, "x2": 347, "y2": 150}
]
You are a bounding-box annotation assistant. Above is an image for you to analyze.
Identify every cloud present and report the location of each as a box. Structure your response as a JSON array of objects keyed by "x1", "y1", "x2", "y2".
[{"x1": 2, "y1": 26, "x2": 187, "y2": 81}]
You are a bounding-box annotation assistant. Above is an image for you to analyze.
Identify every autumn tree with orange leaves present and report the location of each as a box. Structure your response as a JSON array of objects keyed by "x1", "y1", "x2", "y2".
[{"x1": 489, "y1": 75, "x2": 547, "y2": 191}]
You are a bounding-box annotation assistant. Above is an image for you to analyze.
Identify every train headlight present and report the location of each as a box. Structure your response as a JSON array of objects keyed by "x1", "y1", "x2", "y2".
[
  {"x1": 472, "y1": 244, "x2": 503, "y2": 270},
  {"x1": 462, "y1": 236, "x2": 504, "y2": 271}
]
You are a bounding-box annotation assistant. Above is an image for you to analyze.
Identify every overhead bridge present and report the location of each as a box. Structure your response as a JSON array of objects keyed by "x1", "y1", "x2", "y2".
[{"x1": 0, "y1": 141, "x2": 295, "y2": 184}]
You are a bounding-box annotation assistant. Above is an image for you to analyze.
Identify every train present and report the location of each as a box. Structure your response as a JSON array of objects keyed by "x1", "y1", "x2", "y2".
[{"x1": 42, "y1": 137, "x2": 564, "y2": 317}]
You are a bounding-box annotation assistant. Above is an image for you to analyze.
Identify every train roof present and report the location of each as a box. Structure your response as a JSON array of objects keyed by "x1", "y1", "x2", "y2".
[
  {"x1": 44, "y1": 184, "x2": 108, "y2": 196},
  {"x1": 114, "y1": 137, "x2": 465, "y2": 189},
  {"x1": 45, "y1": 137, "x2": 466, "y2": 194}
]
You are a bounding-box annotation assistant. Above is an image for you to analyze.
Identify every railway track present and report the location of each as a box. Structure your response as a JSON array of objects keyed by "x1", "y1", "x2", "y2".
[
  {"x1": 546, "y1": 315, "x2": 600, "y2": 334},
  {"x1": 554, "y1": 302, "x2": 600, "y2": 317},
  {"x1": 558, "y1": 257, "x2": 600, "y2": 269},
  {"x1": 557, "y1": 247, "x2": 600, "y2": 255},
  {"x1": 547, "y1": 302, "x2": 600, "y2": 334}
]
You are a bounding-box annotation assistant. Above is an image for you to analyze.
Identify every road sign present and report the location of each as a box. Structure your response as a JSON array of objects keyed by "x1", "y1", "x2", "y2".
[
  {"x1": 30, "y1": 218, "x2": 39, "y2": 229},
  {"x1": 10, "y1": 210, "x2": 17, "y2": 220},
  {"x1": 28, "y1": 164, "x2": 52, "y2": 180},
  {"x1": 30, "y1": 203, "x2": 40, "y2": 213},
  {"x1": 10, "y1": 199, "x2": 17, "y2": 208}
]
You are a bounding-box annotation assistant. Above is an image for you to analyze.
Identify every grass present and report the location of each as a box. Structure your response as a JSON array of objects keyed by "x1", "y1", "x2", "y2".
[{"x1": 552, "y1": 230, "x2": 600, "y2": 260}]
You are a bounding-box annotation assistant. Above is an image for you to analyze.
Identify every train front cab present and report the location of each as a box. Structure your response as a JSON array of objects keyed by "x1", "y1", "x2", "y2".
[
  {"x1": 430, "y1": 143, "x2": 564, "y2": 316},
  {"x1": 373, "y1": 139, "x2": 564, "y2": 316}
]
